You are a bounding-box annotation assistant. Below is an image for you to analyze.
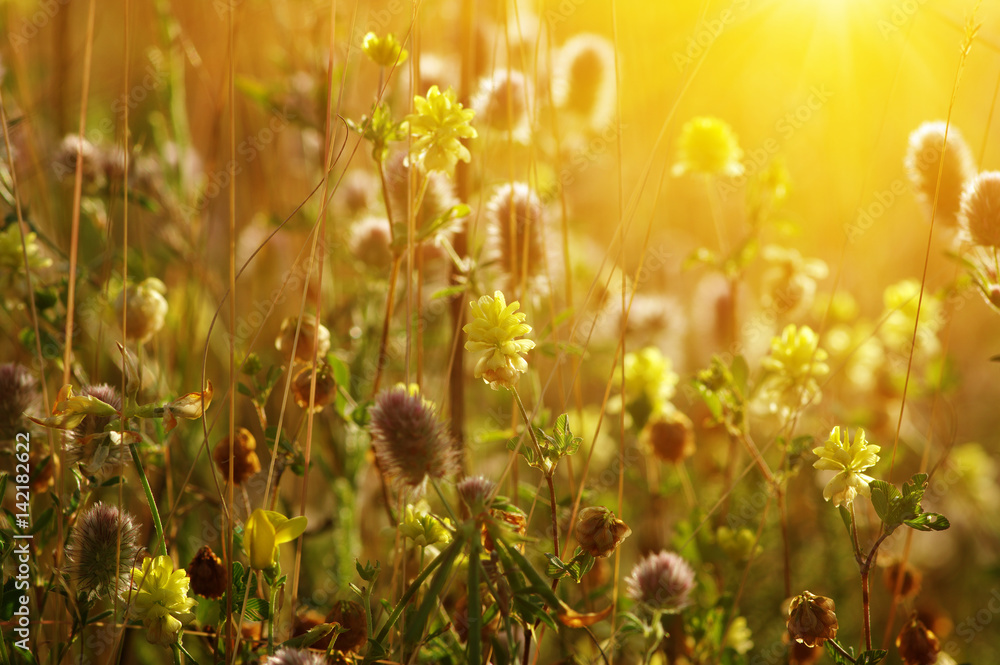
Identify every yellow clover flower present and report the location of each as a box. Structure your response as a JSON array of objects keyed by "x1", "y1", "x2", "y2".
[
  {"x1": 758, "y1": 324, "x2": 829, "y2": 417},
  {"x1": 463, "y1": 291, "x2": 535, "y2": 390},
  {"x1": 620, "y1": 346, "x2": 678, "y2": 417},
  {"x1": 0, "y1": 223, "x2": 52, "y2": 274},
  {"x1": 130, "y1": 555, "x2": 197, "y2": 646},
  {"x1": 399, "y1": 504, "x2": 452, "y2": 548},
  {"x1": 244, "y1": 509, "x2": 308, "y2": 571},
  {"x1": 672, "y1": 116, "x2": 744, "y2": 178},
  {"x1": 362, "y1": 32, "x2": 408, "y2": 68},
  {"x1": 812, "y1": 426, "x2": 881, "y2": 507},
  {"x1": 406, "y1": 86, "x2": 477, "y2": 174}
]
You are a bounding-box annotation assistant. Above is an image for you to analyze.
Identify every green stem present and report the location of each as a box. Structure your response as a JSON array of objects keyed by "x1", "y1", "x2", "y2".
[
  {"x1": 128, "y1": 442, "x2": 166, "y2": 556},
  {"x1": 828, "y1": 638, "x2": 858, "y2": 664},
  {"x1": 511, "y1": 387, "x2": 559, "y2": 556},
  {"x1": 267, "y1": 580, "x2": 281, "y2": 655}
]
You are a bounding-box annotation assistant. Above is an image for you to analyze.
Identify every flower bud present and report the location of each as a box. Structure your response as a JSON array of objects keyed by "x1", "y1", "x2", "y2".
[
  {"x1": 187, "y1": 545, "x2": 227, "y2": 599},
  {"x1": 786, "y1": 591, "x2": 838, "y2": 648},
  {"x1": 212, "y1": 427, "x2": 261, "y2": 485},
  {"x1": 115, "y1": 277, "x2": 168, "y2": 343},
  {"x1": 574, "y1": 506, "x2": 631, "y2": 558},
  {"x1": 275, "y1": 316, "x2": 331, "y2": 365},
  {"x1": 291, "y1": 363, "x2": 337, "y2": 413},
  {"x1": 0, "y1": 363, "x2": 37, "y2": 443}
]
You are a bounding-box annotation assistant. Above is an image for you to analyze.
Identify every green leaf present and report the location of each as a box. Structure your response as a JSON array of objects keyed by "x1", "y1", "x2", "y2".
[
  {"x1": 403, "y1": 537, "x2": 462, "y2": 646},
  {"x1": 856, "y1": 649, "x2": 888, "y2": 665},
  {"x1": 30, "y1": 507, "x2": 53, "y2": 535},
  {"x1": 544, "y1": 548, "x2": 595, "y2": 582},
  {"x1": 730, "y1": 354, "x2": 750, "y2": 397},
  {"x1": 904, "y1": 512, "x2": 950, "y2": 532},
  {"x1": 868, "y1": 480, "x2": 899, "y2": 525},
  {"x1": 243, "y1": 597, "x2": 269, "y2": 622},
  {"x1": 467, "y1": 535, "x2": 482, "y2": 664},
  {"x1": 430, "y1": 284, "x2": 466, "y2": 300},
  {"x1": 417, "y1": 204, "x2": 471, "y2": 243}
]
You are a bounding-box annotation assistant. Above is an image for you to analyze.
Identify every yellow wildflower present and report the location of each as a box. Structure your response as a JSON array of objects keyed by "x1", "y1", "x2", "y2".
[
  {"x1": 130, "y1": 555, "x2": 196, "y2": 646},
  {"x1": 463, "y1": 291, "x2": 535, "y2": 390},
  {"x1": 244, "y1": 509, "x2": 308, "y2": 571},
  {"x1": 406, "y1": 86, "x2": 477, "y2": 174},
  {"x1": 812, "y1": 427, "x2": 880, "y2": 507},
  {"x1": 362, "y1": 32, "x2": 408, "y2": 68},
  {"x1": 672, "y1": 116, "x2": 744, "y2": 178},
  {"x1": 28, "y1": 384, "x2": 118, "y2": 431}
]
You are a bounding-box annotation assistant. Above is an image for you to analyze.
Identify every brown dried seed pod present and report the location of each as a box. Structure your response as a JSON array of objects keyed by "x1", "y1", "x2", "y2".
[
  {"x1": 212, "y1": 427, "x2": 262, "y2": 485},
  {"x1": 187, "y1": 546, "x2": 227, "y2": 599},
  {"x1": 786, "y1": 591, "x2": 838, "y2": 648},
  {"x1": 326, "y1": 599, "x2": 368, "y2": 653},
  {"x1": 574, "y1": 506, "x2": 631, "y2": 558},
  {"x1": 641, "y1": 410, "x2": 695, "y2": 463}
]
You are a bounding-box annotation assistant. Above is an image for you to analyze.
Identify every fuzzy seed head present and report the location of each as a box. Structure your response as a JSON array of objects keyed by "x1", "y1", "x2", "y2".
[
  {"x1": 625, "y1": 550, "x2": 695, "y2": 612},
  {"x1": 553, "y1": 34, "x2": 616, "y2": 130},
  {"x1": 486, "y1": 183, "x2": 550, "y2": 295},
  {"x1": 369, "y1": 385, "x2": 456, "y2": 490},
  {"x1": 786, "y1": 591, "x2": 838, "y2": 648},
  {"x1": 0, "y1": 362, "x2": 37, "y2": 442},
  {"x1": 457, "y1": 475, "x2": 498, "y2": 514},
  {"x1": 905, "y1": 122, "x2": 975, "y2": 227},
  {"x1": 348, "y1": 215, "x2": 393, "y2": 271},
  {"x1": 960, "y1": 171, "x2": 1000, "y2": 247},
  {"x1": 212, "y1": 427, "x2": 262, "y2": 485},
  {"x1": 472, "y1": 70, "x2": 531, "y2": 134},
  {"x1": 66, "y1": 502, "x2": 140, "y2": 601},
  {"x1": 53, "y1": 134, "x2": 103, "y2": 188}
]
